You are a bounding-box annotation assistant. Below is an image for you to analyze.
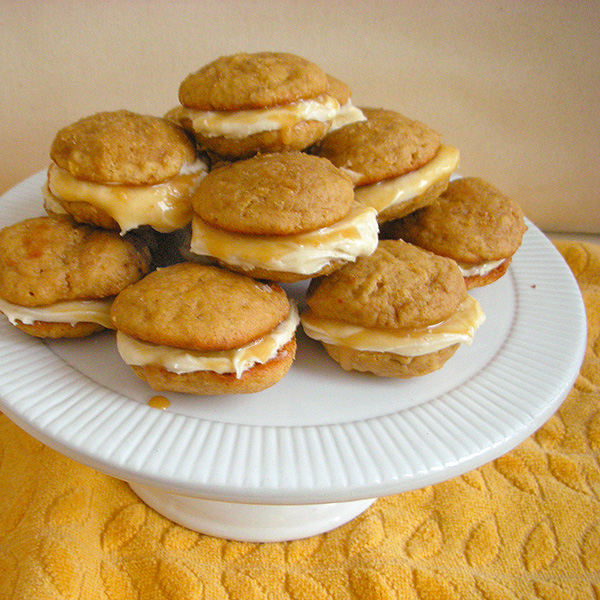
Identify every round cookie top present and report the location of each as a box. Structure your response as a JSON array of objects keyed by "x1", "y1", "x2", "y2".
[
  {"x1": 316, "y1": 107, "x2": 441, "y2": 186},
  {"x1": 326, "y1": 74, "x2": 352, "y2": 105},
  {"x1": 192, "y1": 151, "x2": 355, "y2": 235},
  {"x1": 179, "y1": 52, "x2": 329, "y2": 111},
  {"x1": 50, "y1": 110, "x2": 197, "y2": 185},
  {"x1": 0, "y1": 216, "x2": 151, "y2": 307},
  {"x1": 385, "y1": 177, "x2": 527, "y2": 263},
  {"x1": 306, "y1": 239, "x2": 467, "y2": 330},
  {"x1": 110, "y1": 262, "x2": 292, "y2": 351}
]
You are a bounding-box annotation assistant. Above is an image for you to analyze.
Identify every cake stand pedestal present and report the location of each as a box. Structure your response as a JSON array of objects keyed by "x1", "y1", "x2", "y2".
[{"x1": 129, "y1": 482, "x2": 376, "y2": 542}]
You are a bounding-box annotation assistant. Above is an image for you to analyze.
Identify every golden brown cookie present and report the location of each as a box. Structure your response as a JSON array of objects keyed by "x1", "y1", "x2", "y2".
[
  {"x1": 193, "y1": 151, "x2": 353, "y2": 235},
  {"x1": 322, "y1": 343, "x2": 460, "y2": 379},
  {"x1": 170, "y1": 121, "x2": 330, "y2": 162},
  {"x1": 315, "y1": 108, "x2": 460, "y2": 223},
  {"x1": 179, "y1": 52, "x2": 328, "y2": 111},
  {"x1": 306, "y1": 239, "x2": 467, "y2": 329},
  {"x1": 45, "y1": 110, "x2": 207, "y2": 233},
  {"x1": 189, "y1": 151, "x2": 379, "y2": 282},
  {"x1": 11, "y1": 320, "x2": 108, "y2": 340},
  {"x1": 168, "y1": 52, "x2": 364, "y2": 160},
  {"x1": 110, "y1": 263, "x2": 298, "y2": 395},
  {"x1": 0, "y1": 216, "x2": 151, "y2": 338},
  {"x1": 51, "y1": 110, "x2": 196, "y2": 184},
  {"x1": 128, "y1": 339, "x2": 297, "y2": 396},
  {"x1": 317, "y1": 108, "x2": 441, "y2": 186},
  {"x1": 326, "y1": 75, "x2": 352, "y2": 106},
  {"x1": 381, "y1": 177, "x2": 527, "y2": 288},
  {"x1": 301, "y1": 240, "x2": 485, "y2": 378},
  {"x1": 111, "y1": 263, "x2": 290, "y2": 351}
]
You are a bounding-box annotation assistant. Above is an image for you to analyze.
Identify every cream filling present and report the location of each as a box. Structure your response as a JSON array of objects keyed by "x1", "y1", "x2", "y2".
[
  {"x1": 170, "y1": 95, "x2": 363, "y2": 140},
  {"x1": 328, "y1": 101, "x2": 366, "y2": 132},
  {"x1": 190, "y1": 203, "x2": 379, "y2": 275},
  {"x1": 45, "y1": 158, "x2": 208, "y2": 233},
  {"x1": 116, "y1": 303, "x2": 299, "y2": 378},
  {"x1": 0, "y1": 297, "x2": 113, "y2": 328},
  {"x1": 301, "y1": 295, "x2": 485, "y2": 357},
  {"x1": 457, "y1": 259, "x2": 506, "y2": 278},
  {"x1": 353, "y1": 145, "x2": 460, "y2": 214},
  {"x1": 43, "y1": 184, "x2": 68, "y2": 216}
]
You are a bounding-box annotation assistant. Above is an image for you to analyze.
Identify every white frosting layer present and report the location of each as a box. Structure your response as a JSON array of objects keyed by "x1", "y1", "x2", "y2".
[
  {"x1": 171, "y1": 95, "x2": 364, "y2": 140},
  {"x1": 190, "y1": 203, "x2": 379, "y2": 275},
  {"x1": 328, "y1": 101, "x2": 366, "y2": 132},
  {"x1": 301, "y1": 295, "x2": 485, "y2": 357},
  {"x1": 354, "y1": 145, "x2": 460, "y2": 214},
  {"x1": 457, "y1": 259, "x2": 506, "y2": 277},
  {"x1": 46, "y1": 158, "x2": 208, "y2": 233},
  {"x1": 116, "y1": 303, "x2": 300, "y2": 378},
  {"x1": 42, "y1": 185, "x2": 68, "y2": 215},
  {"x1": 0, "y1": 297, "x2": 113, "y2": 328}
]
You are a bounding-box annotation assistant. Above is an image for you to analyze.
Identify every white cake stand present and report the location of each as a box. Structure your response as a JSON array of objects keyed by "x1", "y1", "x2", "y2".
[{"x1": 0, "y1": 173, "x2": 587, "y2": 542}]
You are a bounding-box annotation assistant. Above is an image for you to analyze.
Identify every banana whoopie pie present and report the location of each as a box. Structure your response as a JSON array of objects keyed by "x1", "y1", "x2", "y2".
[
  {"x1": 301, "y1": 239, "x2": 485, "y2": 378},
  {"x1": 44, "y1": 110, "x2": 207, "y2": 234},
  {"x1": 381, "y1": 177, "x2": 527, "y2": 288},
  {"x1": 0, "y1": 216, "x2": 151, "y2": 338},
  {"x1": 189, "y1": 151, "x2": 379, "y2": 282},
  {"x1": 167, "y1": 52, "x2": 364, "y2": 160},
  {"x1": 315, "y1": 107, "x2": 460, "y2": 224},
  {"x1": 110, "y1": 262, "x2": 299, "y2": 395}
]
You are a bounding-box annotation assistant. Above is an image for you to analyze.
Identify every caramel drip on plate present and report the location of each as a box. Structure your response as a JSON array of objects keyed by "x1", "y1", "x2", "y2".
[{"x1": 148, "y1": 395, "x2": 170, "y2": 410}]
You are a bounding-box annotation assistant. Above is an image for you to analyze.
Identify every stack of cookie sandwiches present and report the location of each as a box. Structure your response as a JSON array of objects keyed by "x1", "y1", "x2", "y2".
[{"x1": 0, "y1": 50, "x2": 527, "y2": 394}]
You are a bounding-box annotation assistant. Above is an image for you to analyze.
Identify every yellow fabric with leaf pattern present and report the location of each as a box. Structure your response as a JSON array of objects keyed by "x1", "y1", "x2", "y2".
[{"x1": 0, "y1": 240, "x2": 598, "y2": 599}]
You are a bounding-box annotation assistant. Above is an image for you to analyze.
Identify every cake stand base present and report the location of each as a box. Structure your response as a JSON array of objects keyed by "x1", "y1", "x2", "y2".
[{"x1": 129, "y1": 482, "x2": 377, "y2": 542}]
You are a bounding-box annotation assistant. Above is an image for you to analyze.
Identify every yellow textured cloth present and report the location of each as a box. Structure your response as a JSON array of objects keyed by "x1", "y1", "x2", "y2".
[{"x1": 0, "y1": 240, "x2": 599, "y2": 600}]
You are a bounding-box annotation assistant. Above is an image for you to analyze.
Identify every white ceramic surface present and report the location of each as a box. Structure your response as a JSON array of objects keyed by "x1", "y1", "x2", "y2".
[
  {"x1": 130, "y1": 482, "x2": 377, "y2": 542},
  {"x1": 0, "y1": 171, "x2": 588, "y2": 518}
]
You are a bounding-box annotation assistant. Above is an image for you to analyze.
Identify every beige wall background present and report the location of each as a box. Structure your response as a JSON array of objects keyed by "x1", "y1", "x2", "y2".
[{"x1": 1, "y1": 0, "x2": 598, "y2": 233}]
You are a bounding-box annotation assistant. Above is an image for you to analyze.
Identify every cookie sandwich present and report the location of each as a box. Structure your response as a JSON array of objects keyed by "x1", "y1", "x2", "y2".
[
  {"x1": 44, "y1": 110, "x2": 208, "y2": 234},
  {"x1": 301, "y1": 240, "x2": 485, "y2": 378},
  {"x1": 167, "y1": 52, "x2": 364, "y2": 160},
  {"x1": 0, "y1": 216, "x2": 151, "y2": 338},
  {"x1": 189, "y1": 151, "x2": 379, "y2": 282},
  {"x1": 381, "y1": 177, "x2": 527, "y2": 288},
  {"x1": 110, "y1": 263, "x2": 299, "y2": 395},
  {"x1": 315, "y1": 108, "x2": 460, "y2": 223}
]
